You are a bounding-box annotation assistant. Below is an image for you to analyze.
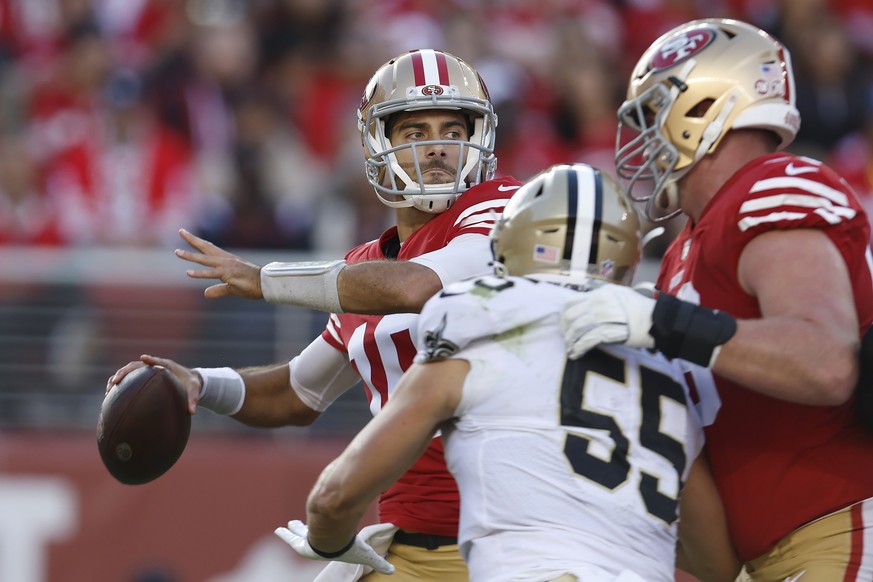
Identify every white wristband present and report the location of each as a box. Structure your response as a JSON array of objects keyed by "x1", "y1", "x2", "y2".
[
  {"x1": 194, "y1": 367, "x2": 245, "y2": 415},
  {"x1": 260, "y1": 260, "x2": 346, "y2": 313}
]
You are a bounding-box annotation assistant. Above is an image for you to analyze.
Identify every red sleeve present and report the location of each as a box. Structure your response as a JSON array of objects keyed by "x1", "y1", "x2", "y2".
[
  {"x1": 446, "y1": 176, "x2": 521, "y2": 238},
  {"x1": 320, "y1": 313, "x2": 347, "y2": 354},
  {"x1": 731, "y1": 155, "x2": 868, "y2": 244}
]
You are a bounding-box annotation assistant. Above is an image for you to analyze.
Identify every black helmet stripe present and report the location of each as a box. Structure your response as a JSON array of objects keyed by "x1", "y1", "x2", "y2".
[
  {"x1": 563, "y1": 167, "x2": 578, "y2": 263},
  {"x1": 564, "y1": 165, "x2": 603, "y2": 271},
  {"x1": 588, "y1": 169, "x2": 603, "y2": 267}
]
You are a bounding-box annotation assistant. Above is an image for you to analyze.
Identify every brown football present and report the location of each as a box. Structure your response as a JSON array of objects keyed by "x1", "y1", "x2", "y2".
[{"x1": 97, "y1": 365, "x2": 191, "y2": 485}]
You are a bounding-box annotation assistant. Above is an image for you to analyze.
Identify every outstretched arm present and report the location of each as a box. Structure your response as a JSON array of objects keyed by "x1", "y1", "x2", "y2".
[
  {"x1": 303, "y1": 359, "x2": 467, "y2": 552},
  {"x1": 175, "y1": 228, "x2": 443, "y2": 313},
  {"x1": 108, "y1": 355, "x2": 321, "y2": 426},
  {"x1": 562, "y1": 229, "x2": 859, "y2": 405}
]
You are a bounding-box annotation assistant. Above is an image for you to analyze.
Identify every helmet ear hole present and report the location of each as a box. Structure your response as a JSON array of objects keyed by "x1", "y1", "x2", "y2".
[{"x1": 685, "y1": 98, "x2": 715, "y2": 119}]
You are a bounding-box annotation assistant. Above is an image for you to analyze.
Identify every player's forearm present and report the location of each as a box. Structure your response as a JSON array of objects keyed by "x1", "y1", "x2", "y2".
[
  {"x1": 258, "y1": 258, "x2": 442, "y2": 314},
  {"x1": 713, "y1": 318, "x2": 858, "y2": 405},
  {"x1": 232, "y1": 364, "x2": 320, "y2": 427},
  {"x1": 337, "y1": 261, "x2": 442, "y2": 314},
  {"x1": 305, "y1": 459, "x2": 376, "y2": 553},
  {"x1": 305, "y1": 381, "x2": 451, "y2": 549},
  {"x1": 306, "y1": 505, "x2": 369, "y2": 554}
]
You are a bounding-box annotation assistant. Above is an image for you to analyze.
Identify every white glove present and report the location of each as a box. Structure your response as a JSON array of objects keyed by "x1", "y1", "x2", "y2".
[
  {"x1": 274, "y1": 520, "x2": 395, "y2": 575},
  {"x1": 561, "y1": 283, "x2": 657, "y2": 359},
  {"x1": 312, "y1": 522, "x2": 399, "y2": 582}
]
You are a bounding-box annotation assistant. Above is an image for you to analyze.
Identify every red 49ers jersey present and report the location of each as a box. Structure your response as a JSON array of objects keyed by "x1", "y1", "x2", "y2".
[
  {"x1": 320, "y1": 177, "x2": 519, "y2": 536},
  {"x1": 657, "y1": 153, "x2": 873, "y2": 561}
]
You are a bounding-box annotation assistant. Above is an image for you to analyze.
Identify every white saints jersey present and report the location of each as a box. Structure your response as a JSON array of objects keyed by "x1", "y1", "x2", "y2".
[{"x1": 414, "y1": 275, "x2": 720, "y2": 582}]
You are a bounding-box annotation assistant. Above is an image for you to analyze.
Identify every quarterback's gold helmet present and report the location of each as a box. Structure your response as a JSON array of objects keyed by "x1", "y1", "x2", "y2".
[
  {"x1": 357, "y1": 49, "x2": 498, "y2": 214},
  {"x1": 491, "y1": 164, "x2": 641, "y2": 285},
  {"x1": 615, "y1": 18, "x2": 800, "y2": 220}
]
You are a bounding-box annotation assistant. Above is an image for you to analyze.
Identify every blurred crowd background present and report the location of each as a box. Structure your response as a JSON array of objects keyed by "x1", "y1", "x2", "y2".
[
  {"x1": 0, "y1": 0, "x2": 872, "y2": 253},
  {"x1": 1, "y1": 4, "x2": 872, "y2": 579},
  {"x1": 2, "y1": 0, "x2": 873, "y2": 432}
]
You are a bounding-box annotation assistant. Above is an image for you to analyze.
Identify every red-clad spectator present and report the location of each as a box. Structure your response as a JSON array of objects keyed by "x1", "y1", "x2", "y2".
[
  {"x1": 45, "y1": 70, "x2": 198, "y2": 246},
  {"x1": 0, "y1": 135, "x2": 61, "y2": 245},
  {"x1": 618, "y1": 0, "x2": 709, "y2": 78},
  {"x1": 254, "y1": 0, "x2": 355, "y2": 163},
  {"x1": 830, "y1": 0, "x2": 873, "y2": 58},
  {"x1": 26, "y1": 19, "x2": 111, "y2": 161}
]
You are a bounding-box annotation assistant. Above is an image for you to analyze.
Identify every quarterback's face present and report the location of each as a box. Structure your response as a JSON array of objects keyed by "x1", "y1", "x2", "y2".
[{"x1": 387, "y1": 110, "x2": 469, "y2": 184}]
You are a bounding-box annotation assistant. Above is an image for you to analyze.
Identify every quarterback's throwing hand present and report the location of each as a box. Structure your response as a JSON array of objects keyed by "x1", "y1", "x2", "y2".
[
  {"x1": 175, "y1": 229, "x2": 263, "y2": 300},
  {"x1": 274, "y1": 520, "x2": 395, "y2": 575},
  {"x1": 561, "y1": 283, "x2": 656, "y2": 359}
]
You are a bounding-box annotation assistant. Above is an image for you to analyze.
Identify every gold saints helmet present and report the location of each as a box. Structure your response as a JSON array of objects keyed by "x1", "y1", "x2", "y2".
[
  {"x1": 491, "y1": 163, "x2": 641, "y2": 285},
  {"x1": 357, "y1": 49, "x2": 498, "y2": 214},
  {"x1": 615, "y1": 18, "x2": 800, "y2": 220}
]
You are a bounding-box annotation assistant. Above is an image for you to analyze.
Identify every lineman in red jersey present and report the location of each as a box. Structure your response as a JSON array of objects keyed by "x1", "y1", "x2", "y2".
[
  {"x1": 560, "y1": 19, "x2": 873, "y2": 581},
  {"x1": 109, "y1": 50, "x2": 520, "y2": 580}
]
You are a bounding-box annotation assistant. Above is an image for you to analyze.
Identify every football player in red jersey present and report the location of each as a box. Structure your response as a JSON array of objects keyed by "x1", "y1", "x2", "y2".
[
  {"x1": 109, "y1": 49, "x2": 520, "y2": 581},
  {"x1": 560, "y1": 18, "x2": 873, "y2": 581},
  {"x1": 279, "y1": 163, "x2": 740, "y2": 582}
]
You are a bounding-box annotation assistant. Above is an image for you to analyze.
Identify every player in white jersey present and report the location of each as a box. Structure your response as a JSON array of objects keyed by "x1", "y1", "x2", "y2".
[
  {"x1": 280, "y1": 164, "x2": 740, "y2": 581},
  {"x1": 420, "y1": 277, "x2": 719, "y2": 581}
]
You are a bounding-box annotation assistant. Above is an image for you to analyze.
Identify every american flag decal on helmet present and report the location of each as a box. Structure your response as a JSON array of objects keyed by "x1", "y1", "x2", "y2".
[{"x1": 534, "y1": 244, "x2": 560, "y2": 264}]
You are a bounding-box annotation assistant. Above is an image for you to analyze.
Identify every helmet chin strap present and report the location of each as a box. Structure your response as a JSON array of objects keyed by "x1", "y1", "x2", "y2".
[{"x1": 693, "y1": 90, "x2": 739, "y2": 163}]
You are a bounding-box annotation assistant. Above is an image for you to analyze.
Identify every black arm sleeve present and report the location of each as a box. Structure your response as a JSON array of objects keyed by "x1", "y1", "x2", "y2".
[{"x1": 649, "y1": 294, "x2": 737, "y2": 367}]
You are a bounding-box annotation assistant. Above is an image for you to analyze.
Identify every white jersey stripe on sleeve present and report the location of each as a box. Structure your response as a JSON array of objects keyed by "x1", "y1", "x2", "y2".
[
  {"x1": 867, "y1": 247, "x2": 873, "y2": 294},
  {"x1": 738, "y1": 211, "x2": 808, "y2": 232},
  {"x1": 740, "y1": 193, "x2": 858, "y2": 216},
  {"x1": 868, "y1": 247, "x2": 873, "y2": 274},
  {"x1": 750, "y1": 176, "x2": 850, "y2": 206},
  {"x1": 325, "y1": 314, "x2": 343, "y2": 343},
  {"x1": 457, "y1": 214, "x2": 498, "y2": 230},
  {"x1": 452, "y1": 199, "x2": 507, "y2": 227},
  {"x1": 815, "y1": 207, "x2": 857, "y2": 224}
]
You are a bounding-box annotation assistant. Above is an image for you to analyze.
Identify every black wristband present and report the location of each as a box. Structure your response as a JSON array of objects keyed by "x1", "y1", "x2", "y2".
[
  {"x1": 308, "y1": 535, "x2": 356, "y2": 559},
  {"x1": 649, "y1": 294, "x2": 737, "y2": 367}
]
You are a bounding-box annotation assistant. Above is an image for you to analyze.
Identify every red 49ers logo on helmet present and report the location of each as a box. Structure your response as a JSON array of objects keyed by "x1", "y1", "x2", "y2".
[
  {"x1": 421, "y1": 85, "x2": 444, "y2": 96},
  {"x1": 651, "y1": 28, "x2": 716, "y2": 71}
]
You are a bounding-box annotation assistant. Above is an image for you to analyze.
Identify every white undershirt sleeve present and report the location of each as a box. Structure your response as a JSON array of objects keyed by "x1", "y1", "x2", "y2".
[
  {"x1": 289, "y1": 335, "x2": 361, "y2": 412},
  {"x1": 410, "y1": 233, "x2": 494, "y2": 286}
]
